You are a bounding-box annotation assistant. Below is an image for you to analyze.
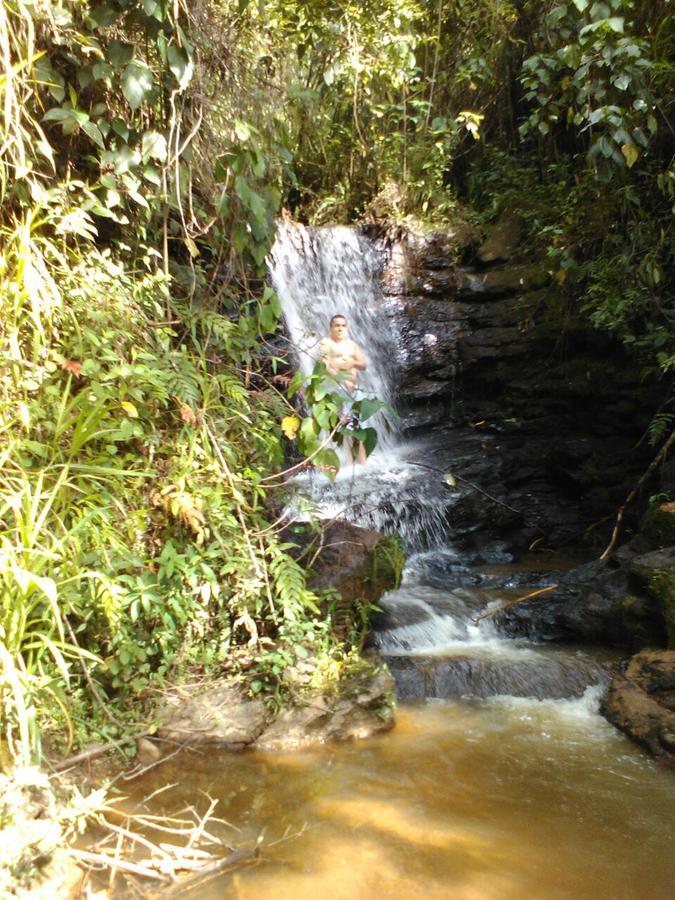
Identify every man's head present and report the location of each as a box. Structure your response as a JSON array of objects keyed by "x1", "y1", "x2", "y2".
[{"x1": 329, "y1": 314, "x2": 348, "y2": 340}]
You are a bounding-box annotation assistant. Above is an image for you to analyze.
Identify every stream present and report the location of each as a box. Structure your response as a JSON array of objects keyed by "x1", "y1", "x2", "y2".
[{"x1": 123, "y1": 224, "x2": 675, "y2": 898}]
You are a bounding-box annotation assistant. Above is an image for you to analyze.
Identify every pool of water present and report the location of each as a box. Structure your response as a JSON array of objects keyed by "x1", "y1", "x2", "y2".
[{"x1": 119, "y1": 693, "x2": 675, "y2": 899}]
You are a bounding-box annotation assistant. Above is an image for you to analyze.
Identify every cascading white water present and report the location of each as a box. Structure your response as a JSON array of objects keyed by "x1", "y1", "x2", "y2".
[{"x1": 269, "y1": 221, "x2": 398, "y2": 453}]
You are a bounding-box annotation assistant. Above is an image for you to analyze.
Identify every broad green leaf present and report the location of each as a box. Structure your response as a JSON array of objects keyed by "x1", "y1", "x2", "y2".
[
  {"x1": 107, "y1": 40, "x2": 134, "y2": 67},
  {"x1": 102, "y1": 145, "x2": 141, "y2": 174},
  {"x1": 111, "y1": 118, "x2": 130, "y2": 141},
  {"x1": 43, "y1": 107, "x2": 72, "y2": 123},
  {"x1": 298, "y1": 416, "x2": 319, "y2": 455},
  {"x1": 313, "y1": 448, "x2": 340, "y2": 477},
  {"x1": 81, "y1": 120, "x2": 105, "y2": 148},
  {"x1": 357, "y1": 398, "x2": 386, "y2": 422},
  {"x1": 90, "y1": 4, "x2": 118, "y2": 28},
  {"x1": 142, "y1": 0, "x2": 164, "y2": 19},
  {"x1": 92, "y1": 61, "x2": 114, "y2": 81},
  {"x1": 167, "y1": 45, "x2": 194, "y2": 89},
  {"x1": 234, "y1": 120, "x2": 251, "y2": 141},
  {"x1": 142, "y1": 164, "x2": 161, "y2": 185},
  {"x1": 122, "y1": 61, "x2": 153, "y2": 110},
  {"x1": 142, "y1": 130, "x2": 168, "y2": 162}
]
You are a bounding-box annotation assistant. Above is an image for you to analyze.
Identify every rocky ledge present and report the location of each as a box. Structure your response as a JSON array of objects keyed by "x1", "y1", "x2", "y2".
[
  {"x1": 155, "y1": 662, "x2": 395, "y2": 753},
  {"x1": 601, "y1": 649, "x2": 675, "y2": 766}
]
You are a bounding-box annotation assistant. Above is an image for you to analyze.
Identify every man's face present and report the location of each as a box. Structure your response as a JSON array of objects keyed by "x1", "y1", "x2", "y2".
[{"x1": 330, "y1": 318, "x2": 348, "y2": 340}]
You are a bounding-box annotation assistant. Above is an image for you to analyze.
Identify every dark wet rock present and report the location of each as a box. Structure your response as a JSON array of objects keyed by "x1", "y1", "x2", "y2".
[
  {"x1": 475, "y1": 541, "x2": 514, "y2": 565},
  {"x1": 386, "y1": 651, "x2": 610, "y2": 701},
  {"x1": 477, "y1": 210, "x2": 526, "y2": 263},
  {"x1": 374, "y1": 218, "x2": 660, "y2": 549},
  {"x1": 492, "y1": 559, "x2": 668, "y2": 651},
  {"x1": 601, "y1": 649, "x2": 675, "y2": 766}
]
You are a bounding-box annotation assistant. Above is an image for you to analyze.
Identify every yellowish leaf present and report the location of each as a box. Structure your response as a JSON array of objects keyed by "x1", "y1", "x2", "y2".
[
  {"x1": 120, "y1": 400, "x2": 139, "y2": 418},
  {"x1": 281, "y1": 415, "x2": 300, "y2": 439},
  {"x1": 621, "y1": 142, "x2": 639, "y2": 168}
]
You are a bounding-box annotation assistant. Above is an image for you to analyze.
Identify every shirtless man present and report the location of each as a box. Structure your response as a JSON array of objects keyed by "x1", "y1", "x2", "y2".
[{"x1": 319, "y1": 314, "x2": 368, "y2": 463}]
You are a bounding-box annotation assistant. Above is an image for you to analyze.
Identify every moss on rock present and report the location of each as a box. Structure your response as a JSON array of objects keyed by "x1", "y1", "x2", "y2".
[
  {"x1": 629, "y1": 548, "x2": 675, "y2": 648},
  {"x1": 637, "y1": 501, "x2": 675, "y2": 552}
]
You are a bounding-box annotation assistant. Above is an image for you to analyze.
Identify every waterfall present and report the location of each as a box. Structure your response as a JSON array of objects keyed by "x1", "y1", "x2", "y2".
[
  {"x1": 269, "y1": 219, "x2": 458, "y2": 547},
  {"x1": 269, "y1": 221, "x2": 398, "y2": 453}
]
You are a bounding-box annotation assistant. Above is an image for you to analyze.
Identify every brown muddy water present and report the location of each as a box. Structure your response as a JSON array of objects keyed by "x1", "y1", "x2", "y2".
[{"x1": 117, "y1": 693, "x2": 675, "y2": 900}]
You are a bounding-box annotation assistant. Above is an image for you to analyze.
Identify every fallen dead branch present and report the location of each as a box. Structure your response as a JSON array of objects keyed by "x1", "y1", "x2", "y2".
[
  {"x1": 473, "y1": 583, "x2": 559, "y2": 624},
  {"x1": 72, "y1": 790, "x2": 258, "y2": 894}
]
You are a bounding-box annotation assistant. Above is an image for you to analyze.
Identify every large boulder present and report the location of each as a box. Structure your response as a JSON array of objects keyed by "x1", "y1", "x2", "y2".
[
  {"x1": 303, "y1": 520, "x2": 403, "y2": 638},
  {"x1": 601, "y1": 649, "x2": 675, "y2": 765},
  {"x1": 158, "y1": 683, "x2": 269, "y2": 749}
]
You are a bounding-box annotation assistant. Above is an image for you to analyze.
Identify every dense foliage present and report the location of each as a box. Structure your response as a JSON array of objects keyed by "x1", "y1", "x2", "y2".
[
  {"x1": 0, "y1": 0, "x2": 351, "y2": 765},
  {"x1": 0, "y1": 0, "x2": 672, "y2": 767}
]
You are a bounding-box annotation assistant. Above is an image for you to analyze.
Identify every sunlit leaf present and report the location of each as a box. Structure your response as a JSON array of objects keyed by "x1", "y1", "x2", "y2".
[
  {"x1": 122, "y1": 61, "x2": 153, "y2": 110},
  {"x1": 121, "y1": 401, "x2": 139, "y2": 418},
  {"x1": 281, "y1": 415, "x2": 300, "y2": 439}
]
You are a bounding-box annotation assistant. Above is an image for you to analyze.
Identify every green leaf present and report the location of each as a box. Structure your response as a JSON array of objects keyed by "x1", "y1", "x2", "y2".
[
  {"x1": 167, "y1": 45, "x2": 194, "y2": 90},
  {"x1": 142, "y1": 164, "x2": 161, "y2": 185},
  {"x1": 122, "y1": 61, "x2": 153, "y2": 110},
  {"x1": 142, "y1": 0, "x2": 164, "y2": 19},
  {"x1": 90, "y1": 4, "x2": 118, "y2": 28},
  {"x1": 356, "y1": 398, "x2": 386, "y2": 422},
  {"x1": 234, "y1": 120, "x2": 251, "y2": 141},
  {"x1": 81, "y1": 119, "x2": 105, "y2": 148},
  {"x1": 142, "y1": 130, "x2": 168, "y2": 162},
  {"x1": 92, "y1": 61, "x2": 114, "y2": 81},
  {"x1": 43, "y1": 107, "x2": 72, "y2": 123},
  {"x1": 313, "y1": 448, "x2": 340, "y2": 477},
  {"x1": 298, "y1": 417, "x2": 320, "y2": 455},
  {"x1": 111, "y1": 118, "x2": 130, "y2": 141},
  {"x1": 107, "y1": 40, "x2": 134, "y2": 67},
  {"x1": 102, "y1": 145, "x2": 141, "y2": 174}
]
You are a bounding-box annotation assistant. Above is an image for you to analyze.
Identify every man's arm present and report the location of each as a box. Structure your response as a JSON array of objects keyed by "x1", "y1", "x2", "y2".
[{"x1": 351, "y1": 340, "x2": 367, "y2": 371}]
